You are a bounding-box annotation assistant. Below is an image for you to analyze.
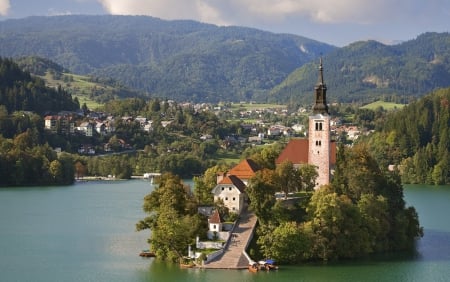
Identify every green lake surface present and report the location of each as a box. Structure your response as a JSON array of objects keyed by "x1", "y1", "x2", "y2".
[{"x1": 0, "y1": 180, "x2": 449, "y2": 282}]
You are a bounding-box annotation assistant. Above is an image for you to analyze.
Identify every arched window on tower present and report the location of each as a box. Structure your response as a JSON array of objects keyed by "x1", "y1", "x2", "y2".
[{"x1": 315, "y1": 121, "x2": 323, "y2": 131}]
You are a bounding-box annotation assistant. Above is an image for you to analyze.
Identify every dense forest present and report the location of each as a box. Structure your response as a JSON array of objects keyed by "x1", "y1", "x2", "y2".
[
  {"x1": 0, "y1": 15, "x2": 333, "y2": 103},
  {"x1": 0, "y1": 130, "x2": 75, "y2": 186},
  {"x1": 0, "y1": 57, "x2": 79, "y2": 114},
  {"x1": 363, "y1": 87, "x2": 450, "y2": 185}
]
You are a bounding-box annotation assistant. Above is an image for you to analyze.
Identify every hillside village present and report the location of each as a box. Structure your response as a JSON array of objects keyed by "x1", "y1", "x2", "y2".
[{"x1": 43, "y1": 102, "x2": 364, "y2": 155}]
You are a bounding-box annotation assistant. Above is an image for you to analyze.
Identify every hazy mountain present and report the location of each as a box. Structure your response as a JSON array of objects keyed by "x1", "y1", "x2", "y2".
[
  {"x1": 271, "y1": 32, "x2": 450, "y2": 104},
  {"x1": 1, "y1": 16, "x2": 448, "y2": 105},
  {"x1": 0, "y1": 15, "x2": 335, "y2": 102}
]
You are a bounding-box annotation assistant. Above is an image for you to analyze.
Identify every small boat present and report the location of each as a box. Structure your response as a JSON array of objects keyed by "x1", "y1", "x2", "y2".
[
  {"x1": 248, "y1": 263, "x2": 259, "y2": 273},
  {"x1": 179, "y1": 262, "x2": 195, "y2": 268},
  {"x1": 258, "y1": 259, "x2": 278, "y2": 270},
  {"x1": 179, "y1": 256, "x2": 195, "y2": 268},
  {"x1": 139, "y1": 250, "x2": 156, "y2": 257}
]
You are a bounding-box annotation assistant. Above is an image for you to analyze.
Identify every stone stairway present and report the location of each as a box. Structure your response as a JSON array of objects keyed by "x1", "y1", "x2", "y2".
[{"x1": 202, "y1": 208, "x2": 257, "y2": 269}]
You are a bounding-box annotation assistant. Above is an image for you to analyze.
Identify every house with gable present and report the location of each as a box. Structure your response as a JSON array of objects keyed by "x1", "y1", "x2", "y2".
[
  {"x1": 211, "y1": 158, "x2": 260, "y2": 215},
  {"x1": 208, "y1": 209, "x2": 223, "y2": 237},
  {"x1": 211, "y1": 175, "x2": 247, "y2": 214}
]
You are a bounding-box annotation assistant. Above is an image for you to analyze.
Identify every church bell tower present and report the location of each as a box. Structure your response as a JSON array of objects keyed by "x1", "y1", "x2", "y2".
[{"x1": 308, "y1": 58, "x2": 331, "y2": 188}]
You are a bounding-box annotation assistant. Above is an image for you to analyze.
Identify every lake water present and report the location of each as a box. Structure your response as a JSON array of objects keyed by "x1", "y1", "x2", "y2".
[{"x1": 0, "y1": 181, "x2": 449, "y2": 282}]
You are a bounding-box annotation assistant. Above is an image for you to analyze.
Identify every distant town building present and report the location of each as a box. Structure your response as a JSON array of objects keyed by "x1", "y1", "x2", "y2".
[{"x1": 44, "y1": 115, "x2": 75, "y2": 134}]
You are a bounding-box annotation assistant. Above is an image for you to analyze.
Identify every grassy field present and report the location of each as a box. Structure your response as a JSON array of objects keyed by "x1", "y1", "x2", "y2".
[
  {"x1": 213, "y1": 150, "x2": 241, "y2": 165},
  {"x1": 41, "y1": 72, "x2": 104, "y2": 109},
  {"x1": 228, "y1": 102, "x2": 286, "y2": 111},
  {"x1": 360, "y1": 101, "x2": 405, "y2": 110}
]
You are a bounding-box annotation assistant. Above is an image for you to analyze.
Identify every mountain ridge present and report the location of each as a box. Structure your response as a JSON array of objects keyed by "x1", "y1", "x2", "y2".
[
  {"x1": 271, "y1": 32, "x2": 450, "y2": 104},
  {"x1": 0, "y1": 15, "x2": 335, "y2": 102},
  {"x1": 1, "y1": 15, "x2": 449, "y2": 104}
]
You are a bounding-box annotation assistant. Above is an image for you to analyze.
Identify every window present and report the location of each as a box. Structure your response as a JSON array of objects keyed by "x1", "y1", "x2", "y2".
[
  {"x1": 315, "y1": 121, "x2": 323, "y2": 131},
  {"x1": 221, "y1": 187, "x2": 224, "y2": 191},
  {"x1": 213, "y1": 224, "x2": 216, "y2": 230},
  {"x1": 225, "y1": 197, "x2": 228, "y2": 201},
  {"x1": 229, "y1": 187, "x2": 232, "y2": 191},
  {"x1": 233, "y1": 197, "x2": 236, "y2": 201}
]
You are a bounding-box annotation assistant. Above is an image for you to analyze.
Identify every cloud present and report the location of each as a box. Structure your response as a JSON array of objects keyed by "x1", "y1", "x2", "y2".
[
  {"x1": 97, "y1": 0, "x2": 442, "y2": 25},
  {"x1": 98, "y1": 0, "x2": 204, "y2": 20},
  {"x1": 47, "y1": 8, "x2": 73, "y2": 16},
  {"x1": 0, "y1": 0, "x2": 10, "y2": 16}
]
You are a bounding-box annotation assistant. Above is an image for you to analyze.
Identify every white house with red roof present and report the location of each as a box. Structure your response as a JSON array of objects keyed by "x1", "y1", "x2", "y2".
[
  {"x1": 208, "y1": 209, "x2": 223, "y2": 233},
  {"x1": 211, "y1": 175, "x2": 247, "y2": 214}
]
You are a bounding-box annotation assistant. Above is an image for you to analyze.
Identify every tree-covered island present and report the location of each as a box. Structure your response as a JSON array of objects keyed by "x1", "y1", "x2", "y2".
[{"x1": 137, "y1": 142, "x2": 423, "y2": 265}]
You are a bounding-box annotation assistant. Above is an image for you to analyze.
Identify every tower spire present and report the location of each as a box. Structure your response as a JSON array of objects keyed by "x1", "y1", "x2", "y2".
[
  {"x1": 318, "y1": 57, "x2": 324, "y2": 85},
  {"x1": 313, "y1": 58, "x2": 328, "y2": 115}
]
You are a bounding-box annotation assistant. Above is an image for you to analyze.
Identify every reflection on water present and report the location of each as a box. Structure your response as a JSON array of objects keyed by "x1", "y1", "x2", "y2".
[{"x1": 417, "y1": 229, "x2": 450, "y2": 261}]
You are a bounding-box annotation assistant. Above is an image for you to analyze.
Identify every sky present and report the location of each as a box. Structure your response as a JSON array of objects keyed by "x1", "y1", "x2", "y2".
[{"x1": 0, "y1": 0, "x2": 449, "y2": 47}]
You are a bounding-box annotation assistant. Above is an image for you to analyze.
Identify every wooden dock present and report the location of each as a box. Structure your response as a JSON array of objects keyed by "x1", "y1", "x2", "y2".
[{"x1": 202, "y1": 207, "x2": 257, "y2": 269}]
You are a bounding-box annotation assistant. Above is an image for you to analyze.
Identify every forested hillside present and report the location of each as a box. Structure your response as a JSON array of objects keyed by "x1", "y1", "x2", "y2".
[
  {"x1": 0, "y1": 58, "x2": 80, "y2": 186},
  {"x1": 271, "y1": 32, "x2": 450, "y2": 104},
  {"x1": 0, "y1": 15, "x2": 334, "y2": 103},
  {"x1": 364, "y1": 87, "x2": 450, "y2": 185},
  {"x1": 15, "y1": 56, "x2": 146, "y2": 104},
  {"x1": 0, "y1": 57, "x2": 79, "y2": 114}
]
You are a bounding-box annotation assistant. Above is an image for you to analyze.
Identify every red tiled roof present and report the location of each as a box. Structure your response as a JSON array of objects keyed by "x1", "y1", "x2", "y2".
[
  {"x1": 228, "y1": 159, "x2": 260, "y2": 180},
  {"x1": 219, "y1": 175, "x2": 246, "y2": 193},
  {"x1": 276, "y1": 139, "x2": 309, "y2": 165},
  {"x1": 276, "y1": 139, "x2": 337, "y2": 165},
  {"x1": 208, "y1": 209, "x2": 222, "y2": 224}
]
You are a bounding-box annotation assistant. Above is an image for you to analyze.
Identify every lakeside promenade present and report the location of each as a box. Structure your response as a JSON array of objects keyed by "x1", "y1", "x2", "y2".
[{"x1": 202, "y1": 207, "x2": 258, "y2": 269}]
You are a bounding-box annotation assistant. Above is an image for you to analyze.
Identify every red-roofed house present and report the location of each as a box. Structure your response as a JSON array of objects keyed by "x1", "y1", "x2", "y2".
[
  {"x1": 208, "y1": 209, "x2": 223, "y2": 233},
  {"x1": 211, "y1": 175, "x2": 247, "y2": 213},
  {"x1": 217, "y1": 159, "x2": 260, "y2": 185}
]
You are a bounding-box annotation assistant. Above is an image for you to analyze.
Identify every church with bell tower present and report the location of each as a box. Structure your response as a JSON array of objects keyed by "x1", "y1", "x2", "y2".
[
  {"x1": 276, "y1": 59, "x2": 335, "y2": 189},
  {"x1": 308, "y1": 58, "x2": 331, "y2": 187}
]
